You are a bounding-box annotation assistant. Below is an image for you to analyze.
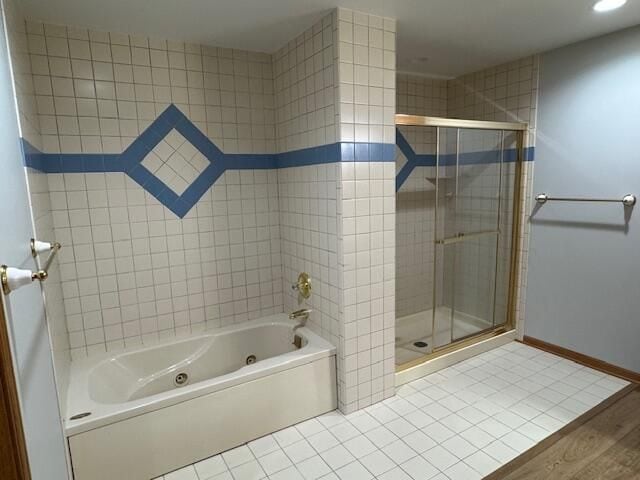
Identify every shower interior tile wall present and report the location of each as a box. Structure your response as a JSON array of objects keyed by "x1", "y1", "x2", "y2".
[
  {"x1": 395, "y1": 75, "x2": 448, "y2": 319},
  {"x1": 448, "y1": 56, "x2": 539, "y2": 335}
]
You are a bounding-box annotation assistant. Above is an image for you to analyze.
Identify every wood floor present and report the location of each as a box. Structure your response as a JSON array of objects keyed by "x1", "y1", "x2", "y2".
[{"x1": 486, "y1": 383, "x2": 640, "y2": 480}]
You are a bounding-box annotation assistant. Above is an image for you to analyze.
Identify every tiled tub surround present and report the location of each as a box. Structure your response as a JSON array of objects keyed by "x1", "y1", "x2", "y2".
[
  {"x1": 66, "y1": 315, "x2": 337, "y2": 480},
  {"x1": 14, "y1": 8, "x2": 398, "y2": 417},
  {"x1": 153, "y1": 342, "x2": 629, "y2": 480}
]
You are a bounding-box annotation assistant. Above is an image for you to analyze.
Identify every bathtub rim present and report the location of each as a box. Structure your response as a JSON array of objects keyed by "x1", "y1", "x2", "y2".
[{"x1": 65, "y1": 314, "x2": 335, "y2": 436}]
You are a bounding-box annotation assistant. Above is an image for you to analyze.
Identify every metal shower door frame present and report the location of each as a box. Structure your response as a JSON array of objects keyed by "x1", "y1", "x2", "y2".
[{"x1": 395, "y1": 114, "x2": 527, "y2": 370}]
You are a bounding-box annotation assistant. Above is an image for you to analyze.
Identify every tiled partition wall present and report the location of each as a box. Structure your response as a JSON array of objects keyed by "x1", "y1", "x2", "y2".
[
  {"x1": 13, "y1": 7, "x2": 398, "y2": 414},
  {"x1": 3, "y1": 0, "x2": 71, "y2": 416},
  {"x1": 335, "y1": 9, "x2": 397, "y2": 412}
]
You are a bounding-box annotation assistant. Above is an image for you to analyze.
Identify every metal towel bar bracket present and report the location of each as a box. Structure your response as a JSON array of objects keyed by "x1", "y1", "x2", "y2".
[
  {"x1": 1, "y1": 239, "x2": 62, "y2": 295},
  {"x1": 535, "y1": 193, "x2": 636, "y2": 207}
]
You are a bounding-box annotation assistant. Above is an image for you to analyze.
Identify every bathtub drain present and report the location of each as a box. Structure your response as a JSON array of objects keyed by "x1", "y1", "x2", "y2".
[
  {"x1": 246, "y1": 355, "x2": 257, "y2": 365},
  {"x1": 174, "y1": 372, "x2": 189, "y2": 386}
]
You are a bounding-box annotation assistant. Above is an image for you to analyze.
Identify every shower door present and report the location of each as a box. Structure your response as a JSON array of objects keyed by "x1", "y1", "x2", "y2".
[{"x1": 433, "y1": 125, "x2": 519, "y2": 348}]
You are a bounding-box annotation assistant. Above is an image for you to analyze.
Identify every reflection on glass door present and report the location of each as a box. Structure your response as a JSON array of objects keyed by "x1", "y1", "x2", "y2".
[{"x1": 433, "y1": 127, "x2": 515, "y2": 347}]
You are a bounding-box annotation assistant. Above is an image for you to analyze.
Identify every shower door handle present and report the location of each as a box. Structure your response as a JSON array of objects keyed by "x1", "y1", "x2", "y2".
[{"x1": 435, "y1": 229, "x2": 500, "y2": 245}]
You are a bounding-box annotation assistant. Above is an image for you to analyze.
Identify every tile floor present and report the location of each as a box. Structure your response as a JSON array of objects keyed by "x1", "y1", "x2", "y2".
[{"x1": 154, "y1": 342, "x2": 629, "y2": 480}]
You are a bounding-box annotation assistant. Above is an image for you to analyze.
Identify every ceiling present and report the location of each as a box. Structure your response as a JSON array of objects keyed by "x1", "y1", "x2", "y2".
[{"x1": 19, "y1": 0, "x2": 640, "y2": 77}]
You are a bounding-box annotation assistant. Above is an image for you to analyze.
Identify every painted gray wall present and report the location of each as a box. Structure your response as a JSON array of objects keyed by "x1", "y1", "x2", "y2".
[
  {"x1": 0, "y1": 4, "x2": 69, "y2": 479},
  {"x1": 526, "y1": 26, "x2": 640, "y2": 373}
]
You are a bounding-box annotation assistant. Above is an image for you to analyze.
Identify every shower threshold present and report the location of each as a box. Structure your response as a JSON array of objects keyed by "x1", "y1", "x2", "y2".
[{"x1": 395, "y1": 306, "x2": 500, "y2": 366}]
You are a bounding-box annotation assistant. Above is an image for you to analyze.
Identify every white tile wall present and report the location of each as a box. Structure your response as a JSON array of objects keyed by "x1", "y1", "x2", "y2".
[
  {"x1": 273, "y1": 12, "x2": 338, "y2": 153},
  {"x1": 21, "y1": 22, "x2": 283, "y2": 358},
  {"x1": 50, "y1": 169, "x2": 282, "y2": 357},
  {"x1": 11, "y1": 8, "x2": 401, "y2": 416},
  {"x1": 25, "y1": 22, "x2": 275, "y2": 155},
  {"x1": 335, "y1": 9, "x2": 397, "y2": 412},
  {"x1": 337, "y1": 8, "x2": 396, "y2": 145},
  {"x1": 279, "y1": 164, "x2": 341, "y2": 348}
]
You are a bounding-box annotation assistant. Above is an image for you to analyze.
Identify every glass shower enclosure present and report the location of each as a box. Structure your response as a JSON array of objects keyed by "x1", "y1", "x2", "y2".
[{"x1": 395, "y1": 115, "x2": 526, "y2": 369}]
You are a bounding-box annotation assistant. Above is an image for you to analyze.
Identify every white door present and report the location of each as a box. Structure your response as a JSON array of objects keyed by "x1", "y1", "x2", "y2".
[{"x1": 0, "y1": 3, "x2": 69, "y2": 479}]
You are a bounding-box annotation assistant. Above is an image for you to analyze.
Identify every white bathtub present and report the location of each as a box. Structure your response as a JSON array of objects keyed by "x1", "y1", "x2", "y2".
[{"x1": 66, "y1": 314, "x2": 337, "y2": 480}]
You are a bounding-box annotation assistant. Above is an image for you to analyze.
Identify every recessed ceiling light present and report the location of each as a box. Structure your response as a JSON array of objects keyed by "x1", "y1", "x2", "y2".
[{"x1": 593, "y1": 0, "x2": 627, "y2": 12}]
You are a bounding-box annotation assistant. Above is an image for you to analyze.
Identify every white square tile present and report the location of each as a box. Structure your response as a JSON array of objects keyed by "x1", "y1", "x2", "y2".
[
  {"x1": 194, "y1": 455, "x2": 227, "y2": 478},
  {"x1": 343, "y1": 435, "x2": 377, "y2": 458},
  {"x1": 381, "y1": 439, "x2": 417, "y2": 465},
  {"x1": 399, "y1": 455, "x2": 439, "y2": 480},
  {"x1": 319, "y1": 445, "x2": 356, "y2": 471},
  {"x1": 296, "y1": 455, "x2": 331, "y2": 480},
  {"x1": 359, "y1": 450, "x2": 395, "y2": 476},
  {"x1": 334, "y1": 461, "x2": 373, "y2": 480},
  {"x1": 222, "y1": 445, "x2": 254, "y2": 469},
  {"x1": 283, "y1": 440, "x2": 316, "y2": 464},
  {"x1": 231, "y1": 460, "x2": 266, "y2": 480},
  {"x1": 257, "y1": 450, "x2": 292, "y2": 476}
]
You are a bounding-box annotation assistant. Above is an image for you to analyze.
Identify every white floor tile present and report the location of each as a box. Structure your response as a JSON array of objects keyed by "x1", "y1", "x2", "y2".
[
  {"x1": 422, "y1": 445, "x2": 459, "y2": 471},
  {"x1": 282, "y1": 440, "x2": 316, "y2": 464},
  {"x1": 257, "y1": 450, "x2": 292, "y2": 476},
  {"x1": 402, "y1": 430, "x2": 437, "y2": 454},
  {"x1": 249, "y1": 435, "x2": 280, "y2": 458},
  {"x1": 483, "y1": 439, "x2": 519, "y2": 464},
  {"x1": 359, "y1": 450, "x2": 395, "y2": 476},
  {"x1": 268, "y1": 466, "x2": 303, "y2": 480},
  {"x1": 444, "y1": 461, "x2": 482, "y2": 480},
  {"x1": 423, "y1": 421, "x2": 456, "y2": 443},
  {"x1": 306, "y1": 430, "x2": 340, "y2": 454},
  {"x1": 364, "y1": 425, "x2": 397, "y2": 449},
  {"x1": 222, "y1": 445, "x2": 254, "y2": 469},
  {"x1": 381, "y1": 439, "x2": 418, "y2": 465},
  {"x1": 155, "y1": 342, "x2": 628, "y2": 480},
  {"x1": 334, "y1": 461, "x2": 373, "y2": 480},
  {"x1": 342, "y1": 435, "x2": 377, "y2": 458},
  {"x1": 319, "y1": 445, "x2": 356, "y2": 471},
  {"x1": 376, "y1": 466, "x2": 413, "y2": 480},
  {"x1": 296, "y1": 456, "x2": 331, "y2": 480},
  {"x1": 273, "y1": 427, "x2": 304, "y2": 448},
  {"x1": 464, "y1": 450, "x2": 502, "y2": 477},
  {"x1": 230, "y1": 460, "x2": 266, "y2": 480},
  {"x1": 194, "y1": 455, "x2": 228, "y2": 479},
  {"x1": 400, "y1": 455, "x2": 440, "y2": 480},
  {"x1": 209, "y1": 472, "x2": 233, "y2": 480},
  {"x1": 441, "y1": 435, "x2": 478, "y2": 459}
]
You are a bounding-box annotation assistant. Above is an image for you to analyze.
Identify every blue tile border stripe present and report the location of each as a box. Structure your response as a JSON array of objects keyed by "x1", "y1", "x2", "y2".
[
  {"x1": 21, "y1": 105, "x2": 534, "y2": 215},
  {"x1": 22, "y1": 104, "x2": 395, "y2": 217},
  {"x1": 395, "y1": 129, "x2": 535, "y2": 191}
]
